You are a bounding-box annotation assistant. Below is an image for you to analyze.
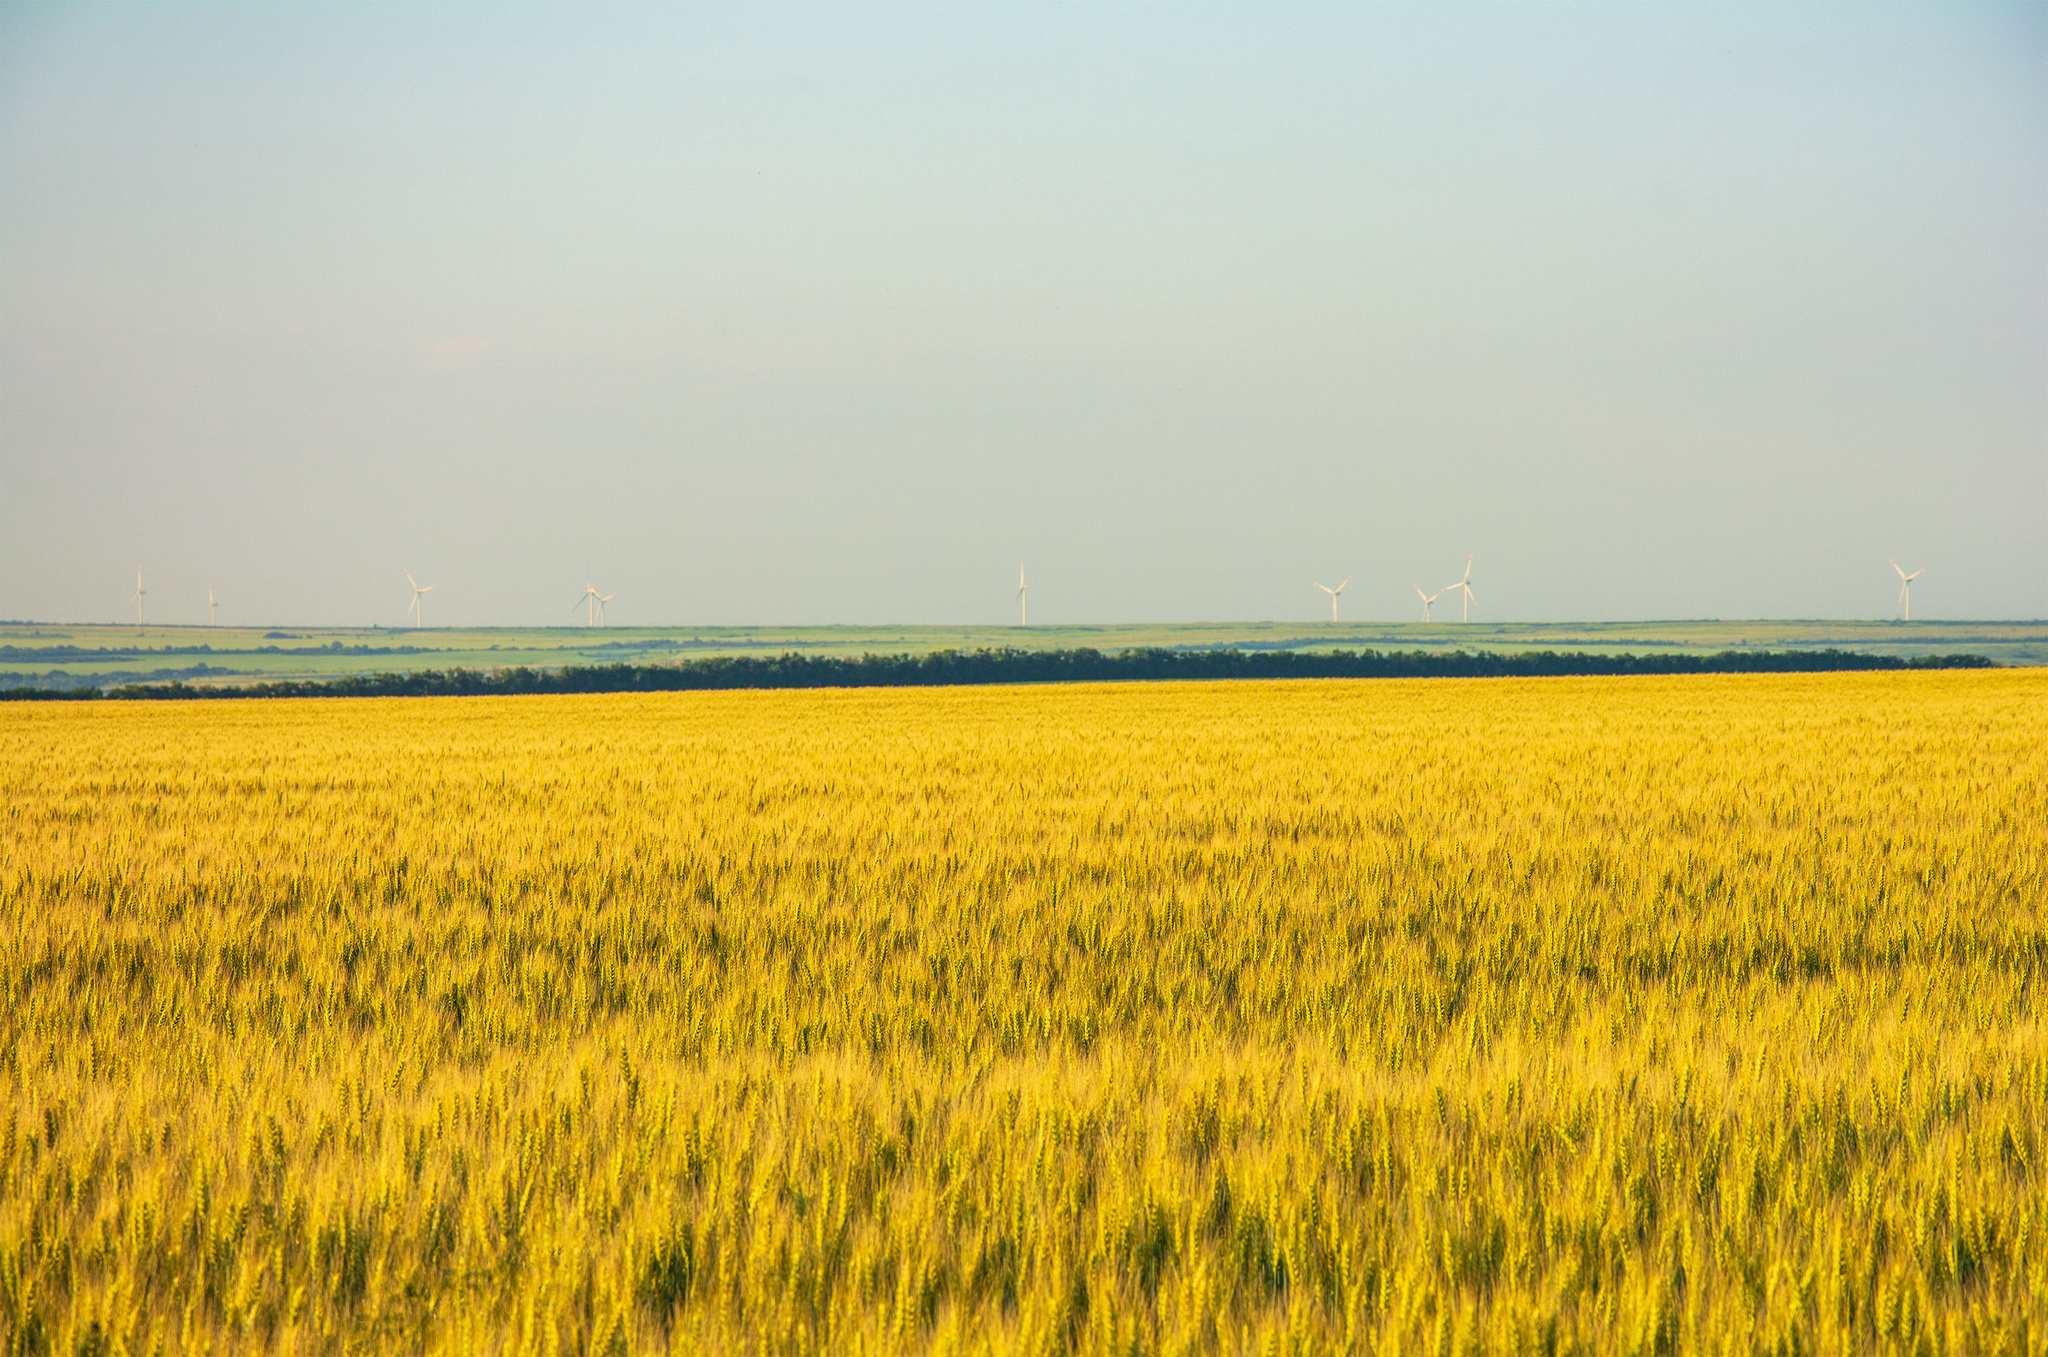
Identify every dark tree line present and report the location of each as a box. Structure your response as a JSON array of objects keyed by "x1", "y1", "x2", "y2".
[{"x1": 0, "y1": 647, "x2": 1995, "y2": 701}]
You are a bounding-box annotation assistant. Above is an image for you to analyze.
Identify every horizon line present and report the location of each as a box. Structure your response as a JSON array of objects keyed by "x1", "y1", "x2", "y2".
[{"x1": 6, "y1": 619, "x2": 2047, "y2": 631}]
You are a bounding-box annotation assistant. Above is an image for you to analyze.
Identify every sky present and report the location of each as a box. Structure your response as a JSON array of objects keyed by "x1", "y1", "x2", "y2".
[{"x1": 2, "y1": 3, "x2": 2043, "y2": 628}]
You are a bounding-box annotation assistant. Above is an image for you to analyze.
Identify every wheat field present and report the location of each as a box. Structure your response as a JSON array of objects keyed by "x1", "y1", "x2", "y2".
[{"x1": 2, "y1": 671, "x2": 2043, "y2": 1356}]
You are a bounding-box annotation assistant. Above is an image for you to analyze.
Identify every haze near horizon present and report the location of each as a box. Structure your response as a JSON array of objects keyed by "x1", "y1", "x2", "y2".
[{"x1": 2, "y1": 3, "x2": 2043, "y2": 628}]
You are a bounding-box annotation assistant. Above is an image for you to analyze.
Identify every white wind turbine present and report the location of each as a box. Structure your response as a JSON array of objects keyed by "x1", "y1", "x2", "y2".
[
  {"x1": 1890, "y1": 560, "x2": 1924, "y2": 621},
  {"x1": 207, "y1": 588, "x2": 218, "y2": 626},
  {"x1": 1415, "y1": 584, "x2": 1448, "y2": 622},
  {"x1": 1444, "y1": 554, "x2": 1475, "y2": 622},
  {"x1": 405, "y1": 571, "x2": 437, "y2": 628},
  {"x1": 1314, "y1": 576, "x2": 1353, "y2": 623},
  {"x1": 1018, "y1": 567, "x2": 1028, "y2": 626},
  {"x1": 132, "y1": 570, "x2": 147, "y2": 625},
  {"x1": 574, "y1": 582, "x2": 616, "y2": 626}
]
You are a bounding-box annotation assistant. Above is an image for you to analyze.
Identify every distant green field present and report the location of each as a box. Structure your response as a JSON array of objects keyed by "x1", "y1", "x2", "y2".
[{"x1": 1, "y1": 619, "x2": 2041, "y2": 688}]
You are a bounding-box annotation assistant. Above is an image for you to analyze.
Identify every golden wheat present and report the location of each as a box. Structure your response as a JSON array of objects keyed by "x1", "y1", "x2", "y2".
[{"x1": 2, "y1": 671, "x2": 2043, "y2": 1355}]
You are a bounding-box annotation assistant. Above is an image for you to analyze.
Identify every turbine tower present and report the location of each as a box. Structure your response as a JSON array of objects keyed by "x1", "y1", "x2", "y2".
[
  {"x1": 1445, "y1": 555, "x2": 1475, "y2": 622},
  {"x1": 1314, "y1": 576, "x2": 1353, "y2": 623},
  {"x1": 574, "y1": 582, "x2": 615, "y2": 626},
  {"x1": 1415, "y1": 584, "x2": 1448, "y2": 622},
  {"x1": 132, "y1": 570, "x2": 147, "y2": 625},
  {"x1": 405, "y1": 571, "x2": 437, "y2": 628},
  {"x1": 1890, "y1": 560, "x2": 1924, "y2": 621},
  {"x1": 1018, "y1": 567, "x2": 1028, "y2": 626},
  {"x1": 207, "y1": 588, "x2": 218, "y2": 626}
]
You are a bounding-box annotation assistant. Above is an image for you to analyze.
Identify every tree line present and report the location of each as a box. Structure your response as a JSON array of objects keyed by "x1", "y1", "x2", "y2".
[{"x1": 0, "y1": 646, "x2": 1996, "y2": 701}]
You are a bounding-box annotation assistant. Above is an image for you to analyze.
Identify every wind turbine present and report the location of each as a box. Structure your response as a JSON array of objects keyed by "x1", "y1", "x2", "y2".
[
  {"x1": 574, "y1": 582, "x2": 615, "y2": 626},
  {"x1": 1444, "y1": 555, "x2": 1475, "y2": 622},
  {"x1": 1314, "y1": 576, "x2": 1352, "y2": 622},
  {"x1": 1018, "y1": 567, "x2": 1028, "y2": 626},
  {"x1": 405, "y1": 571, "x2": 437, "y2": 628},
  {"x1": 1890, "y1": 560, "x2": 1924, "y2": 621},
  {"x1": 207, "y1": 588, "x2": 218, "y2": 626},
  {"x1": 1415, "y1": 584, "x2": 1448, "y2": 622},
  {"x1": 132, "y1": 570, "x2": 147, "y2": 625}
]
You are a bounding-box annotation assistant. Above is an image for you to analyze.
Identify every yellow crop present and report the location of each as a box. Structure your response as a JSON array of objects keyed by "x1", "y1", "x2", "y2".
[{"x1": 2, "y1": 671, "x2": 2043, "y2": 1355}]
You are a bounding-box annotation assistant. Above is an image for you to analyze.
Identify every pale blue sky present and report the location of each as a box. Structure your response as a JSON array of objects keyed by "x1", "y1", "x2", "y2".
[{"x1": 2, "y1": 3, "x2": 2042, "y2": 626}]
